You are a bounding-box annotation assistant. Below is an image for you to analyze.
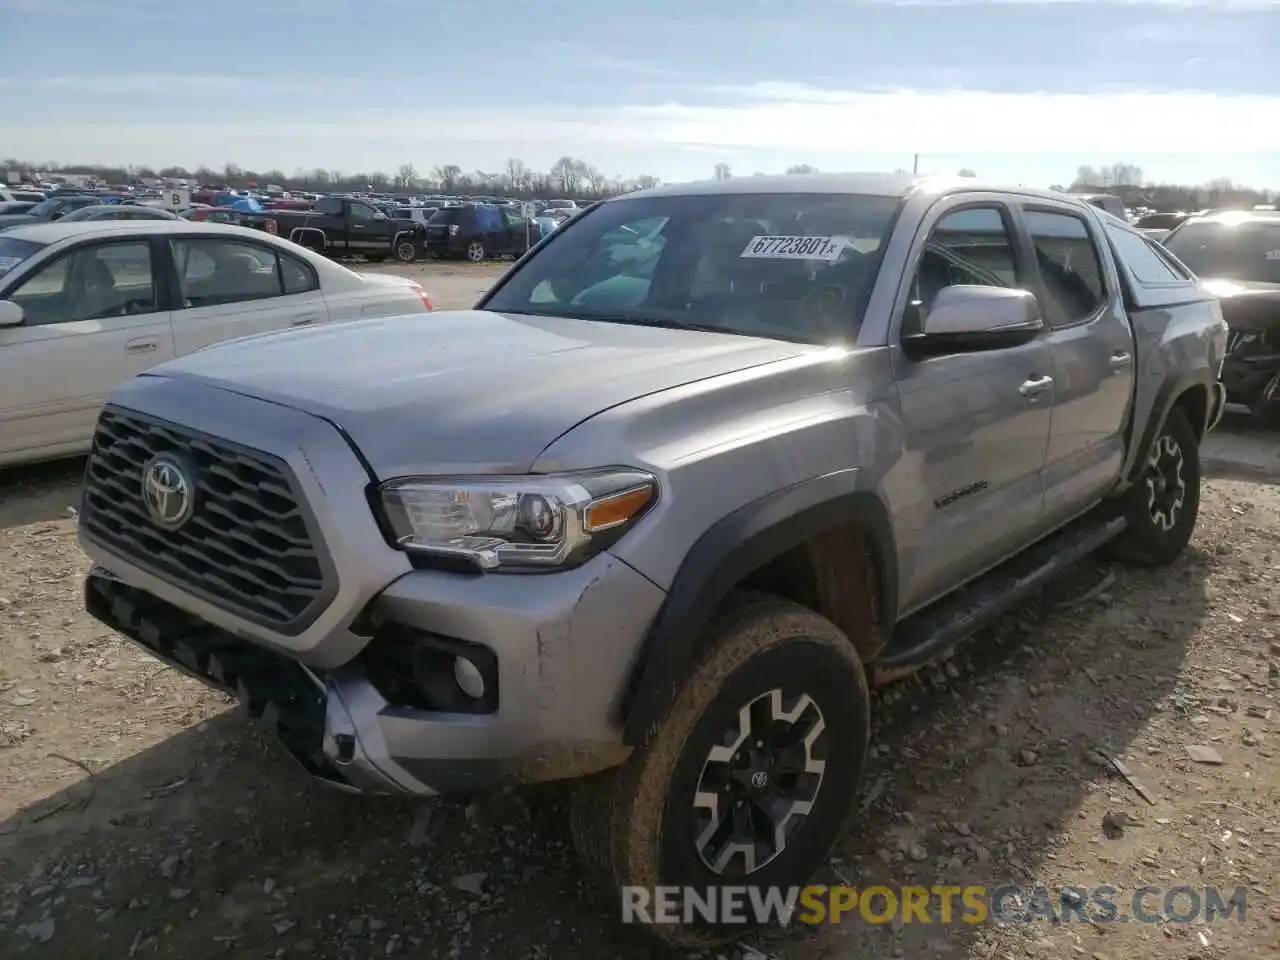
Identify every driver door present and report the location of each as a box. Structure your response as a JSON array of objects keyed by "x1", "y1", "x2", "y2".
[
  {"x1": 0, "y1": 239, "x2": 174, "y2": 463},
  {"x1": 889, "y1": 201, "x2": 1054, "y2": 613}
]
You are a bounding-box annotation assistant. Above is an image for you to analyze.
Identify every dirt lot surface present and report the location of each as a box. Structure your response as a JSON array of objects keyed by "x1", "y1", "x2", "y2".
[
  {"x1": 359, "y1": 259, "x2": 507, "y2": 311},
  {"x1": 2, "y1": 260, "x2": 1278, "y2": 958}
]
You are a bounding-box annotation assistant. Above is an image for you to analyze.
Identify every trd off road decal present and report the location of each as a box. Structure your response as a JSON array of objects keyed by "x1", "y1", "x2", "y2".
[{"x1": 740, "y1": 236, "x2": 846, "y2": 261}]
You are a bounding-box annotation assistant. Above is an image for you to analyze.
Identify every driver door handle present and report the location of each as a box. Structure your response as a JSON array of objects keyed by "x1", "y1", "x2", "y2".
[
  {"x1": 1019, "y1": 375, "x2": 1054, "y2": 398},
  {"x1": 1109, "y1": 351, "x2": 1133, "y2": 370},
  {"x1": 125, "y1": 337, "x2": 157, "y2": 354}
]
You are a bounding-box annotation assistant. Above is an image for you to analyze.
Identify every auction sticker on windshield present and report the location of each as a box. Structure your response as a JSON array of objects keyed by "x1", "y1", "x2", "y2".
[{"x1": 741, "y1": 236, "x2": 845, "y2": 260}]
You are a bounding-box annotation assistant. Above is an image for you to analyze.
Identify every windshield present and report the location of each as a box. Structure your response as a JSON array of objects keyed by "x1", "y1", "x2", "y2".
[
  {"x1": 1164, "y1": 219, "x2": 1280, "y2": 283},
  {"x1": 482, "y1": 192, "x2": 903, "y2": 343},
  {"x1": 0, "y1": 237, "x2": 46, "y2": 275}
]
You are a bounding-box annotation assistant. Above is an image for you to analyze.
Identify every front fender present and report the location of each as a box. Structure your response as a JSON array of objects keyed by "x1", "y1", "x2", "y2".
[{"x1": 619, "y1": 469, "x2": 897, "y2": 745}]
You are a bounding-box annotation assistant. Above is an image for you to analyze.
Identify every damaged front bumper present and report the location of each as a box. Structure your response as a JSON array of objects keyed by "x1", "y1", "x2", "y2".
[{"x1": 86, "y1": 554, "x2": 660, "y2": 797}]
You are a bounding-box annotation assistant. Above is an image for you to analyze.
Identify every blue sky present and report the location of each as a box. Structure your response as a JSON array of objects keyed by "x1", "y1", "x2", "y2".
[{"x1": 2, "y1": 0, "x2": 1278, "y2": 188}]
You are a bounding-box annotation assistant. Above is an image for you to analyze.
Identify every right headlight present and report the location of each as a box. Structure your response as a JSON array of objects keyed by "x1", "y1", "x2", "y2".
[{"x1": 377, "y1": 468, "x2": 657, "y2": 572}]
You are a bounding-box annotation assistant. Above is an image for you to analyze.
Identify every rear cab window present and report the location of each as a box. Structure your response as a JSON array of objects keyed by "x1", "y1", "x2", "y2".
[{"x1": 1103, "y1": 224, "x2": 1189, "y2": 285}]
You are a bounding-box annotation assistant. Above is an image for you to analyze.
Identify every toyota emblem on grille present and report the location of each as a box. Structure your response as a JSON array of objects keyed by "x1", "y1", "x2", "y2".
[{"x1": 142, "y1": 456, "x2": 195, "y2": 529}]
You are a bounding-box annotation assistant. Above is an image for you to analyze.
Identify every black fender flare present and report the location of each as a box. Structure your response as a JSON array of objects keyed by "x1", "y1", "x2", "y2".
[
  {"x1": 391, "y1": 229, "x2": 420, "y2": 252},
  {"x1": 1126, "y1": 365, "x2": 1215, "y2": 482},
  {"x1": 619, "y1": 469, "x2": 898, "y2": 745}
]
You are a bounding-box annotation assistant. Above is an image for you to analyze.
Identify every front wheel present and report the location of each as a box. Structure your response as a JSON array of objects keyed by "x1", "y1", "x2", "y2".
[
  {"x1": 569, "y1": 593, "x2": 870, "y2": 949},
  {"x1": 1104, "y1": 407, "x2": 1201, "y2": 567},
  {"x1": 395, "y1": 239, "x2": 418, "y2": 263}
]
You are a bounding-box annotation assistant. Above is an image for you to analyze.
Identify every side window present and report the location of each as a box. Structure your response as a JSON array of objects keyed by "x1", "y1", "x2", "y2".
[
  {"x1": 171, "y1": 238, "x2": 284, "y2": 307},
  {"x1": 1024, "y1": 210, "x2": 1107, "y2": 328},
  {"x1": 348, "y1": 202, "x2": 378, "y2": 222},
  {"x1": 8, "y1": 242, "x2": 157, "y2": 324},
  {"x1": 1104, "y1": 224, "x2": 1183, "y2": 284},
  {"x1": 501, "y1": 209, "x2": 523, "y2": 229},
  {"x1": 904, "y1": 206, "x2": 1019, "y2": 337},
  {"x1": 279, "y1": 253, "x2": 318, "y2": 295}
]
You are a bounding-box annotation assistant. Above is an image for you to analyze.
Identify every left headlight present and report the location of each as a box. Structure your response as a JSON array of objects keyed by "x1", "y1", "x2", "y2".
[{"x1": 377, "y1": 469, "x2": 658, "y2": 571}]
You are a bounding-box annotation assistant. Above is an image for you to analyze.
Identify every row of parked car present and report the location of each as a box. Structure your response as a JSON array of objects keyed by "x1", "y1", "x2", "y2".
[{"x1": 1, "y1": 188, "x2": 588, "y2": 265}]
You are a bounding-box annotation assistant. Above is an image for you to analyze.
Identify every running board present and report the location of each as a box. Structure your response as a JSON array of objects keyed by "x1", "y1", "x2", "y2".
[{"x1": 875, "y1": 512, "x2": 1127, "y2": 678}]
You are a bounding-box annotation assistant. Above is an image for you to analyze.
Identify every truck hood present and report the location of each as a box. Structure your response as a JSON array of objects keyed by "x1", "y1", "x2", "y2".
[
  {"x1": 144, "y1": 309, "x2": 810, "y2": 477},
  {"x1": 1203, "y1": 278, "x2": 1280, "y2": 334}
]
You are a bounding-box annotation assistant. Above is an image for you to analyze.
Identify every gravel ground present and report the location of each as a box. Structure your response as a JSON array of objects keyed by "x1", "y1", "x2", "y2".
[{"x1": 1, "y1": 261, "x2": 1277, "y2": 958}]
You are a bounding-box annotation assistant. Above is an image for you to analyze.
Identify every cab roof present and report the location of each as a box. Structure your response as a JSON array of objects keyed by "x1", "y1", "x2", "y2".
[{"x1": 616, "y1": 172, "x2": 1098, "y2": 207}]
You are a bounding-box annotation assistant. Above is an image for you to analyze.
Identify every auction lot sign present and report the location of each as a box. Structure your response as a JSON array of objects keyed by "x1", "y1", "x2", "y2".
[{"x1": 622, "y1": 884, "x2": 1248, "y2": 927}]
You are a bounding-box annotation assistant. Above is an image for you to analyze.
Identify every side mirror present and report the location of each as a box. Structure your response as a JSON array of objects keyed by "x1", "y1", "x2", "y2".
[
  {"x1": 902, "y1": 285, "x2": 1043, "y2": 359},
  {"x1": 374, "y1": 211, "x2": 388, "y2": 221},
  {"x1": 49, "y1": 210, "x2": 64, "y2": 220},
  {"x1": 0, "y1": 300, "x2": 24, "y2": 328}
]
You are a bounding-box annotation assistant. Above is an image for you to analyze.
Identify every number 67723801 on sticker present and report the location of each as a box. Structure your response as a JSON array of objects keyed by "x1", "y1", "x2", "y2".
[{"x1": 740, "y1": 235, "x2": 846, "y2": 260}]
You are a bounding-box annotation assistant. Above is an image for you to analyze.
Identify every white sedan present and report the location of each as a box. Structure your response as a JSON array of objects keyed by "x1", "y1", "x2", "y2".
[{"x1": 0, "y1": 220, "x2": 435, "y2": 467}]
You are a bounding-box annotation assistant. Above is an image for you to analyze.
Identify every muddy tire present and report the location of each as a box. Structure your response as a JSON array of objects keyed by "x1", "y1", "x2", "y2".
[
  {"x1": 1104, "y1": 407, "x2": 1201, "y2": 567},
  {"x1": 465, "y1": 239, "x2": 487, "y2": 262},
  {"x1": 395, "y1": 239, "x2": 418, "y2": 263},
  {"x1": 568, "y1": 592, "x2": 870, "y2": 949}
]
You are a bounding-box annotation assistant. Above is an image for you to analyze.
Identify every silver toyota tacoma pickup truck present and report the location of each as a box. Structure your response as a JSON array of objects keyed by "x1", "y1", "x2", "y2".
[{"x1": 78, "y1": 174, "x2": 1227, "y2": 946}]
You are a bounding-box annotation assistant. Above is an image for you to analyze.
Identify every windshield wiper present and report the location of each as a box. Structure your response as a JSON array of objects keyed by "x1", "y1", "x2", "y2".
[{"x1": 577, "y1": 313, "x2": 734, "y2": 335}]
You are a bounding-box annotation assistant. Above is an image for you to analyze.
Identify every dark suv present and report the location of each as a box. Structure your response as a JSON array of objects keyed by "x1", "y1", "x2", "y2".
[{"x1": 423, "y1": 203, "x2": 537, "y2": 261}]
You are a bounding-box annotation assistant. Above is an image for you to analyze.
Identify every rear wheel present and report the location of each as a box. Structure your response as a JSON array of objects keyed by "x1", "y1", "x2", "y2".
[
  {"x1": 465, "y1": 239, "x2": 487, "y2": 262},
  {"x1": 1104, "y1": 408, "x2": 1201, "y2": 566},
  {"x1": 569, "y1": 593, "x2": 870, "y2": 948},
  {"x1": 395, "y1": 239, "x2": 418, "y2": 263}
]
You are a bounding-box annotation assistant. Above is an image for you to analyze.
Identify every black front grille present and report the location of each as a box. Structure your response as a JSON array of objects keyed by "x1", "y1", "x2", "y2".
[{"x1": 80, "y1": 407, "x2": 332, "y2": 633}]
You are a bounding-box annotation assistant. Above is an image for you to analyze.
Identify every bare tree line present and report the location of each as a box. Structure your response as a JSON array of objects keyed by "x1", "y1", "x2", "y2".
[{"x1": 2, "y1": 156, "x2": 661, "y2": 200}]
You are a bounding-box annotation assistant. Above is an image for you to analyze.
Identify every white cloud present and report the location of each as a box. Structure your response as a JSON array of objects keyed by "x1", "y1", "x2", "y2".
[{"x1": 4, "y1": 85, "x2": 1278, "y2": 171}]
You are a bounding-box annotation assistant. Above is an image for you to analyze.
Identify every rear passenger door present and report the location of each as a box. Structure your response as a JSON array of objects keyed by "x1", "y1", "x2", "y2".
[
  {"x1": 891, "y1": 199, "x2": 1054, "y2": 613},
  {"x1": 1019, "y1": 203, "x2": 1136, "y2": 525},
  {"x1": 166, "y1": 236, "x2": 328, "y2": 354}
]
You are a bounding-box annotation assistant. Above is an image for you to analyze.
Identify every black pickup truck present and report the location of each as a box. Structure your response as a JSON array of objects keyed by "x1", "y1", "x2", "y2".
[{"x1": 270, "y1": 196, "x2": 425, "y2": 263}]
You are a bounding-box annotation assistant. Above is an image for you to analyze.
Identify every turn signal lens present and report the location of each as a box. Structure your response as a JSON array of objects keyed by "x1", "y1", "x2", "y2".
[{"x1": 584, "y1": 486, "x2": 654, "y2": 532}]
